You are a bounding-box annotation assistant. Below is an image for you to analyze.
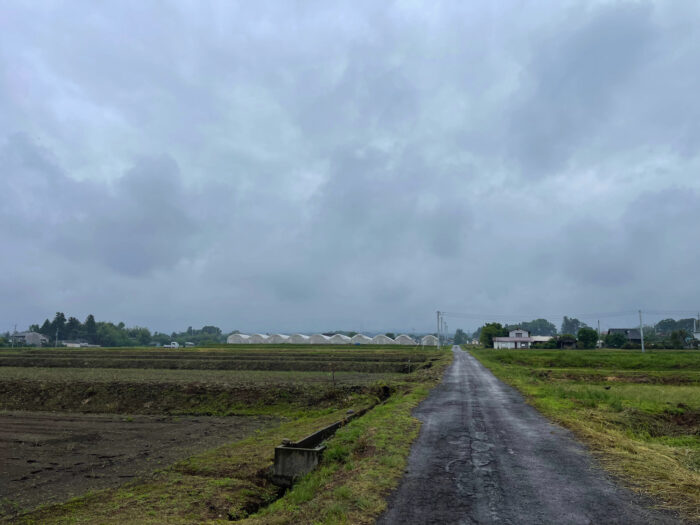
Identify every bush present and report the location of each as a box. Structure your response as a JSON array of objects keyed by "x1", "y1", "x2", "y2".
[
  {"x1": 577, "y1": 327, "x2": 598, "y2": 349},
  {"x1": 604, "y1": 333, "x2": 627, "y2": 348}
]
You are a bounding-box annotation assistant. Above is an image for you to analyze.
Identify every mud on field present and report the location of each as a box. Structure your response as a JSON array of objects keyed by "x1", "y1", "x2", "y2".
[{"x1": 0, "y1": 411, "x2": 279, "y2": 518}]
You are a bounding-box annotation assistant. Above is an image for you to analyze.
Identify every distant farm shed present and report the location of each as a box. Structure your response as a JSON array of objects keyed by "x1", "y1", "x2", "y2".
[
  {"x1": 267, "y1": 334, "x2": 290, "y2": 344},
  {"x1": 394, "y1": 334, "x2": 416, "y2": 345},
  {"x1": 248, "y1": 334, "x2": 269, "y2": 344},
  {"x1": 421, "y1": 335, "x2": 438, "y2": 346},
  {"x1": 227, "y1": 333, "x2": 251, "y2": 344},
  {"x1": 371, "y1": 334, "x2": 395, "y2": 344},
  {"x1": 309, "y1": 334, "x2": 330, "y2": 344},
  {"x1": 350, "y1": 334, "x2": 372, "y2": 345},
  {"x1": 328, "y1": 334, "x2": 351, "y2": 345},
  {"x1": 288, "y1": 334, "x2": 310, "y2": 344}
]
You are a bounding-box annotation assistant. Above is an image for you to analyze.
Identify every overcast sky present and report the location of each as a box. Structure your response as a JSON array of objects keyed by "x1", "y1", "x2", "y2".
[{"x1": 2, "y1": 1, "x2": 700, "y2": 334}]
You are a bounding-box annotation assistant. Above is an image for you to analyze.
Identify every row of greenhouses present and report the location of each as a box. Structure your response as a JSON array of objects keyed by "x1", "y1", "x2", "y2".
[{"x1": 226, "y1": 333, "x2": 438, "y2": 346}]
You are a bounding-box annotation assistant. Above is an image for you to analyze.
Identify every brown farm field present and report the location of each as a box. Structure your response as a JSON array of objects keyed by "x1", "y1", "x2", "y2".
[{"x1": 0, "y1": 344, "x2": 450, "y2": 523}]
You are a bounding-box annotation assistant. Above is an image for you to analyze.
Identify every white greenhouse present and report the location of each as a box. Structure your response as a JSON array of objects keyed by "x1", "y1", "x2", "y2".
[
  {"x1": 421, "y1": 335, "x2": 438, "y2": 346},
  {"x1": 328, "y1": 334, "x2": 352, "y2": 345},
  {"x1": 248, "y1": 334, "x2": 269, "y2": 344},
  {"x1": 350, "y1": 334, "x2": 372, "y2": 345},
  {"x1": 288, "y1": 334, "x2": 310, "y2": 344},
  {"x1": 309, "y1": 334, "x2": 330, "y2": 344},
  {"x1": 267, "y1": 334, "x2": 290, "y2": 344},
  {"x1": 395, "y1": 334, "x2": 416, "y2": 345},
  {"x1": 371, "y1": 334, "x2": 395, "y2": 344},
  {"x1": 227, "y1": 333, "x2": 251, "y2": 344}
]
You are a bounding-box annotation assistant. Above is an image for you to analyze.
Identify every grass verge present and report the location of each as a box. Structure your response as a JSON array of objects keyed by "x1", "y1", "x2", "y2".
[{"x1": 469, "y1": 347, "x2": 700, "y2": 522}]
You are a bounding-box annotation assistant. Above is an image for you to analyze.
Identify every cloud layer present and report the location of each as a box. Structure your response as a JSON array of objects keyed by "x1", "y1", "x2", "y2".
[{"x1": 2, "y1": 1, "x2": 699, "y2": 333}]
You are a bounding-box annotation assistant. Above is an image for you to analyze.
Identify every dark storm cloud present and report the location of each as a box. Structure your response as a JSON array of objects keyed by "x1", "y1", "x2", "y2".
[
  {"x1": 1, "y1": 1, "x2": 699, "y2": 333},
  {"x1": 1, "y1": 135, "x2": 201, "y2": 276}
]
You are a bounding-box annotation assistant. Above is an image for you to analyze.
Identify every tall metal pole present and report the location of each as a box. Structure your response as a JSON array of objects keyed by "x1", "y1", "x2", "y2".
[
  {"x1": 639, "y1": 310, "x2": 645, "y2": 353},
  {"x1": 436, "y1": 311, "x2": 441, "y2": 348}
]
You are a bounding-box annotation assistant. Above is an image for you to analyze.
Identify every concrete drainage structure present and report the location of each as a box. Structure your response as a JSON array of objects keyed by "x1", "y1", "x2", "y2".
[{"x1": 272, "y1": 408, "x2": 368, "y2": 487}]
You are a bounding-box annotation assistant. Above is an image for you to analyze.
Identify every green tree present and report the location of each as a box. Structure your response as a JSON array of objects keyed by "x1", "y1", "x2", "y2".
[
  {"x1": 65, "y1": 317, "x2": 82, "y2": 341},
  {"x1": 479, "y1": 323, "x2": 507, "y2": 347},
  {"x1": 84, "y1": 314, "x2": 97, "y2": 344},
  {"x1": 669, "y1": 330, "x2": 689, "y2": 349},
  {"x1": 604, "y1": 332, "x2": 627, "y2": 348},
  {"x1": 655, "y1": 319, "x2": 677, "y2": 335},
  {"x1": 51, "y1": 312, "x2": 67, "y2": 339},
  {"x1": 561, "y1": 316, "x2": 587, "y2": 335},
  {"x1": 39, "y1": 319, "x2": 52, "y2": 336},
  {"x1": 453, "y1": 329, "x2": 469, "y2": 345},
  {"x1": 521, "y1": 318, "x2": 557, "y2": 336},
  {"x1": 577, "y1": 327, "x2": 598, "y2": 349}
]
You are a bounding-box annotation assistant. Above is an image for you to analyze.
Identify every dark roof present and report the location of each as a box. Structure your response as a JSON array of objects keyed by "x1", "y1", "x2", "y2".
[{"x1": 608, "y1": 328, "x2": 641, "y2": 339}]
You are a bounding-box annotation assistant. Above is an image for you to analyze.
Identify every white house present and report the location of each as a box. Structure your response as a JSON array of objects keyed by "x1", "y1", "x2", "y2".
[
  {"x1": 394, "y1": 334, "x2": 416, "y2": 345},
  {"x1": 492, "y1": 329, "x2": 533, "y2": 349},
  {"x1": 350, "y1": 334, "x2": 372, "y2": 345},
  {"x1": 421, "y1": 335, "x2": 438, "y2": 346},
  {"x1": 227, "y1": 333, "x2": 251, "y2": 344}
]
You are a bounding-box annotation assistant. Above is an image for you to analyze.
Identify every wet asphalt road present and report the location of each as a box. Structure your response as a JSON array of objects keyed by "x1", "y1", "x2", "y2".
[{"x1": 378, "y1": 346, "x2": 678, "y2": 525}]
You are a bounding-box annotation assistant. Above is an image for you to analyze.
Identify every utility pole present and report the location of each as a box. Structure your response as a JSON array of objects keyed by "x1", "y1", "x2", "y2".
[
  {"x1": 11, "y1": 324, "x2": 16, "y2": 349},
  {"x1": 639, "y1": 310, "x2": 645, "y2": 353},
  {"x1": 436, "y1": 311, "x2": 441, "y2": 349},
  {"x1": 55, "y1": 327, "x2": 59, "y2": 348}
]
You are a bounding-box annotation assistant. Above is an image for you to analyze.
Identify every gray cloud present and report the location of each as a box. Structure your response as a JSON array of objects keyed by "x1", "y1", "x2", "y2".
[{"x1": 1, "y1": 0, "x2": 699, "y2": 334}]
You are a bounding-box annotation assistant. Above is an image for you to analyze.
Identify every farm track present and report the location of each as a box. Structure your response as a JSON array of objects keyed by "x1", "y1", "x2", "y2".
[{"x1": 379, "y1": 347, "x2": 680, "y2": 525}]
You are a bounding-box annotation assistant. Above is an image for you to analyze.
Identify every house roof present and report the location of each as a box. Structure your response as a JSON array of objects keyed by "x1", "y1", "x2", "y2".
[{"x1": 493, "y1": 337, "x2": 534, "y2": 342}]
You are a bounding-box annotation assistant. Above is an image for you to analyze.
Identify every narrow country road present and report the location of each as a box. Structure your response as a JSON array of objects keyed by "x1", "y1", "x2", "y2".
[{"x1": 378, "y1": 346, "x2": 678, "y2": 525}]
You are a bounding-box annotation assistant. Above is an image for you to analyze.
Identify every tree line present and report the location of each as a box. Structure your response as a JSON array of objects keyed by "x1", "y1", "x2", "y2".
[
  {"x1": 0, "y1": 312, "x2": 226, "y2": 347},
  {"x1": 457, "y1": 316, "x2": 699, "y2": 349}
]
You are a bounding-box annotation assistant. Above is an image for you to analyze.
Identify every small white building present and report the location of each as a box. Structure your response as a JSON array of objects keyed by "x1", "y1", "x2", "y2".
[
  {"x1": 493, "y1": 329, "x2": 533, "y2": 349},
  {"x1": 421, "y1": 335, "x2": 438, "y2": 346},
  {"x1": 371, "y1": 334, "x2": 395, "y2": 345},
  {"x1": 350, "y1": 334, "x2": 372, "y2": 345},
  {"x1": 394, "y1": 334, "x2": 416, "y2": 345},
  {"x1": 288, "y1": 334, "x2": 310, "y2": 344},
  {"x1": 227, "y1": 333, "x2": 251, "y2": 344}
]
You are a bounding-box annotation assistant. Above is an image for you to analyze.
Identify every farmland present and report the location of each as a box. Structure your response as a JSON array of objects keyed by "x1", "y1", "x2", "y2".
[
  {"x1": 469, "y1": 347, "x2": 700, "y2": 522},
  {"x1": 0, "y1": 344, "x2": 450, "y2": 523}
]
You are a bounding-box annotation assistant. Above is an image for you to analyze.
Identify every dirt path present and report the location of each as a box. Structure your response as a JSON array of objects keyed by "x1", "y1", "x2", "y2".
[
  {"x1": 378, "y1": 346, "x2": 678, "y2": 525},
  {"x1": 0, "y1": 411, "x2": 278, "y2": 517}
]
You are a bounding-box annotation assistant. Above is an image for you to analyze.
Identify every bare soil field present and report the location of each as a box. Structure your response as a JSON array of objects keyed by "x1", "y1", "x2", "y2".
[{"x1": 0, "y1": 411, "x2": 278, "y2": 517}]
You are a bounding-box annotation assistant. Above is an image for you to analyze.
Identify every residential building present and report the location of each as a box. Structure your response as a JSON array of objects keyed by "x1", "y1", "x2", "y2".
[
  {"x1": 493, "y1": 329, "x2": 533, "y2": 349},
  {"x1": 11, "y1": 331, "x2": 49, "y2": 346}
]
